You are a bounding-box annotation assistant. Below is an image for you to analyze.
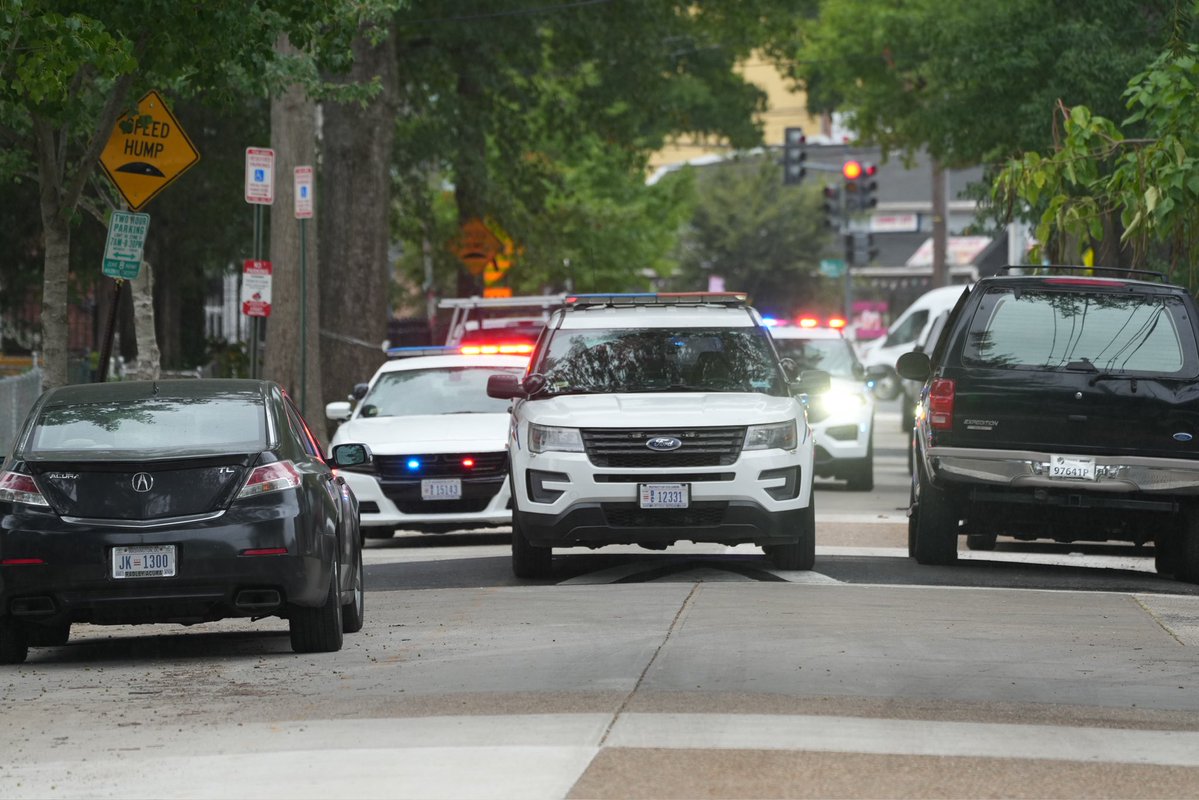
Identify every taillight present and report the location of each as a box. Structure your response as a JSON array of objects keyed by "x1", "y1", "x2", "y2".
[
  {"x1": 928, "y1": 378, "x2": 955, "y2": 430},
  {"x1": 0, "y1": 471, "x2": 49, "y2": 507},
  {"x1": 237, "y1": 461, "x2": 302, "y2": 499}
]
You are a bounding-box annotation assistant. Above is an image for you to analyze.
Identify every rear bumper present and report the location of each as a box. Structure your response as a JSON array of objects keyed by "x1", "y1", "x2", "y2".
[
  {"x1": 927, "y1": 446, "x2": 1199, "y2": 494},
  {"x1": 0, "y1": 508, "x2": 334, "y2": 625}
]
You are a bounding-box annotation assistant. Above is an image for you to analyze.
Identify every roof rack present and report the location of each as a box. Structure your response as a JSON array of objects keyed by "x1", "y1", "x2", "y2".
[
  {"x1": 565, "y1": 292, "x2": 749, "y2": 309},
  {"x1": 998, "y1": 265, "x2": 1168, "y2": 283},
  {"x1": 437, "y1": 294, "x2": 566, "y2": 346}
]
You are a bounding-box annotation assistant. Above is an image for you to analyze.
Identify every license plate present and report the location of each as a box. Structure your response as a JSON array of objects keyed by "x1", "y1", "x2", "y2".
[
  {"x1": 112, "y1": 545, "x2": 176, "y2": 579},
  {"x1": 640, "y1": 483, "x2": 689, "y2": 509},
  {"x1": 422, "y1": 478, "x2": 462, "y2": 500},
  {"x1": 1049, "y1": 455, "x2": 1097, "y2": 481}
]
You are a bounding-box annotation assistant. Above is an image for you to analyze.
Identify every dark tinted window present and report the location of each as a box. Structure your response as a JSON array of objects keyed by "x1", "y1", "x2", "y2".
[
  {"x1": 963, "y1": 288, "x2": 1197, "y2": 375},
  {"x1": 538, "y1": 326, "x2": 787, "y2": 395},
  {"x1": 31, "y1": 394, "x2": 267, "y2": 454}
]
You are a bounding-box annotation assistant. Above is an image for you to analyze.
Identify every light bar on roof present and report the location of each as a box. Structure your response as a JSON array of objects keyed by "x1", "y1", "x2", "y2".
[
  {"x1": 565, "y1": 292, "x2": 748, "y2": 309},
  {"x1": 460, "y1": 343, "x2": 535, "y2": 355},
  {"x1": 385, "y1": 345, "x2": 458, "y2": 359}
]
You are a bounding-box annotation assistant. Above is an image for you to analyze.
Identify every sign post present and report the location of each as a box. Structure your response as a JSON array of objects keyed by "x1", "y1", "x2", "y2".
[
  {"x1": 96, "y1": 211, "x2": 152, "y2": 383},
  {"x1": 244, "y1": 148, "x2": 275, "y2": 379},
  {"x1": 294, "y1": 166, "x2": 314, "y2": 413}
]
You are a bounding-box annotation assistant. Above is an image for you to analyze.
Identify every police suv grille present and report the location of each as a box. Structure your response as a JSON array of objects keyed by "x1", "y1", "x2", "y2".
[
  {"x1": 375, "y1": 452, "x2": 508, "y2": 479},
  {"x1": 581, "y1": 427, "x2": 746, "y2": 468}
]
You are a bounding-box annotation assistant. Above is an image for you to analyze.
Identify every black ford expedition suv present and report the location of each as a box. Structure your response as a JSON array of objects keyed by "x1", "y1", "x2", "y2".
[{"x1": 897, "y1": 268, "x2": 1199, "y2": 582}]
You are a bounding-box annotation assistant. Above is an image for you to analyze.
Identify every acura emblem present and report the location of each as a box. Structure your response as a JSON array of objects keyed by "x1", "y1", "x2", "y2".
[
  {"x1": 646, "y1": 436, "x2": 683, "y2": 452},
  {"x1": 131, "y1": 472, "x2": 154, "y2": 493}
]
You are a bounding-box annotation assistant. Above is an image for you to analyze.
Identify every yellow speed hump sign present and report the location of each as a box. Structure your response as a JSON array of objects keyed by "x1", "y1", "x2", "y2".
[{"x1": 100, "y1": 90, "x2": 200, "y2": 211}]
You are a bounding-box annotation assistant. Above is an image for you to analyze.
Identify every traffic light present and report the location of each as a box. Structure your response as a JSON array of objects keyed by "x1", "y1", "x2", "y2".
[
  {"x1": 859, "y1": 163, "x2": 879, "y2": 211},
  {"x1": 845, "y1": 231, "x2": 879, "y2": 265},
  {"x1": 782, "y1": 127, "x2": 807, "y2": 185},
  {"x1": 821, "y1": 185, "x2": 842, "y2": 230}
]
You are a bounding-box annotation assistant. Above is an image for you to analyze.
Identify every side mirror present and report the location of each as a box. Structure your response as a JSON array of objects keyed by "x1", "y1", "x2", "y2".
[
  {"x1": 851, "y1": 362, "x2": 866, "y2": 380},
  {"x1": 487, "y1": 373, "x2": 526, "y2": 400},
  {"x1": 351, "y1": 383, "x2": 369, "y2": 401},
  {"x1": 778, "y1": 357, "x2": 799, "y2": 381},
  {"x1": 896, "y1": 351, "x2": 932, "y2": 382},
  {"x1": 331, "y1": 443, "x2": 372, "y2": 468},
  {"x1": 791, "y1": 369, "x2": 831, "y2": 396},
  {"x1": 864, "y1": 364, "x2": 890, "y2": 380},
  {"x1": 325, "y1": 401, "x2": 353, "y2": 422}
]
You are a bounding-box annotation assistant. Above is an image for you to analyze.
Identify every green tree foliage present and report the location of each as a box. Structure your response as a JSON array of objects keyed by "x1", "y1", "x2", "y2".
[
  {"x1": 797, "y1": 0, "x2": 1172, "y2": 167},
  {"x1": 994, "y1": 31, "x2": 1199, "y2": 285},
  {"x1": 389, "y1": 0, "x2": 809, "y2": 297},
  {"x1": 668, "y1": 158, "x2": 836, "y2": 316}
]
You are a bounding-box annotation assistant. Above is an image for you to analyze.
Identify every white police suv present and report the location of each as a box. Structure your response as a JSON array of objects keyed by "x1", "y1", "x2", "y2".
[
  {"x1": 769, "y1": 324, "x2": 875, "y2": 491},
  {"x1": 327, "y1": 346, "x2": 530, "y2": 537},
  {"x1": 487, "y1": 293, "x2": 829, "y2": 578}
]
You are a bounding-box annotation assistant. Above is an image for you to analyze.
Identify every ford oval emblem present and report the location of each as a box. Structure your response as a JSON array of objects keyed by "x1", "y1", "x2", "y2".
[
  {"x1": 646, "y1": 436, "x2": 683, "y2": 452},
  {"x1": 1174, "y1": 432, "x2": 1194, "y2": 442}
]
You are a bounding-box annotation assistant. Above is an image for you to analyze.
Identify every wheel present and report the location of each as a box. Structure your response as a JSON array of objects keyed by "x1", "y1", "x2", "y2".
[
  {"x1": 966, "y1": 531, "x2": 997, "y2": 551},
  {"x1": 26, "y1": 623, "x2": 71, "y2": 648},
  {"x1": 0, "y1": 618, "x2": 29, "y2": 665},
  {"x1": 341, "y1": 544, "x2": 365, "y2": 634},
  {"x1": 511, "y1": 512, "x2": 552, "y2": 579},
  {"x1": 907, "y1": 481, "x2": 917, "y2": 557},
  {"x1": 1176, "y1": 508, "x2": 1199, "y2": 584},
  {"x1": 289, "y1": 556, "x2": 345, "y2": 653},
  {"x1": 767, "y1": 500, "x2": 816, "y2": 571},
  {"x1": 872, "y1": 369, "x2": 901, "y2": 401},
  {"x1": 911, "y1": 466, "x2": 959, "y2": 565},
  {"x1": 844, "y1": 439, "x2": 874, "y2": 492}
]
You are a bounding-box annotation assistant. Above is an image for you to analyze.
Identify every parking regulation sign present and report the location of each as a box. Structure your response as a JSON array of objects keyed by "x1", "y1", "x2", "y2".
[
  {"x1": 294, "y1": 166, "x2": 314, "y2": 219},
  {"x1": 245, "y1": 148, "x2": 275, "y2": 205},
  {"x1": 241, "y1": 259, "x2": 272, "y2": 317},
  {"x1": 102, "y1": 211, "x2": 151, "y2": 279}
]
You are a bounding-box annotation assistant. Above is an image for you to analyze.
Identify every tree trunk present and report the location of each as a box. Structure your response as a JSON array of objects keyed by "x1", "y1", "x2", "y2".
[
  {"x1": 931, "y1": 159, "x2": 948, "y2": 288},
  {"x1": 266, "y1": 35, "x2": 327, "y2": 440},
  {"x1": 33, "y1": 120, "x2": 72, "y2": 389},
  {"x1": 130, "y1": 262, "x2": 161, "y2": 380},
  {"x1": 318, "y1": 23, "x2": 397, "y2": 414}
]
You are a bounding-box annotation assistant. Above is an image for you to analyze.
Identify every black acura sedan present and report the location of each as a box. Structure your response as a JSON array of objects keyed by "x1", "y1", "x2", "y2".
[{"x1": 0, "y1": 379, "x2": 371, "y2": 663}]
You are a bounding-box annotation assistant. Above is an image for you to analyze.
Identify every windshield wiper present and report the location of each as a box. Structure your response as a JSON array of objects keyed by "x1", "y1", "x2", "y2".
[{"x1": 637, "y1": 383, "x2": 720, "y2": 393}]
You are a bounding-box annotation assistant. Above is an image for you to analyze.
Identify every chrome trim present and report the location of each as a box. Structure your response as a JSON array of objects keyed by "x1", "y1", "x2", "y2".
[
  {"x1": 927, "y1": 447, "x2": 1199, "y2": 494},
  {"x1": 61, "y1": 510, "x2": 227, "y2": 528}
]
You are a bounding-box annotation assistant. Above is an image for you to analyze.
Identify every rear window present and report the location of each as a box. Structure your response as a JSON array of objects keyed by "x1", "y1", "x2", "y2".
[
  {"x1": 30, "y1": 395, "x2": 266, "y2": 454},
  {"x1": 962, "y1": 288, "x2": 1198, "y2": 376}
]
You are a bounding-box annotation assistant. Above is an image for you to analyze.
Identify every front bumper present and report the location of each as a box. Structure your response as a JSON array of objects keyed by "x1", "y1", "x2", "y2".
[
  {"x1": 926, "y1": 446, "x2": 1199, "y2": 494},
  {"x1": 338, "y1": 469, "x2": 512, "y2": 530},
  {"x1": 0, "y1": 501, "x2": 334, "y2": 625},
  {"x1": 512, "y1": 446, "x2": 811, "y2": 546}
]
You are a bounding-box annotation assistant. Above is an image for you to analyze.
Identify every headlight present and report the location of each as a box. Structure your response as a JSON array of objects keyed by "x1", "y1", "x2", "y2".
[
  {"x1": 817, "y1": 390, "x2": 867, "y2": 412},
  {"x1": 744, "y1": 420, "x2": 797, "y2": 451},
  {"x1": 528, "y1": 424, "x2": 584, "y2": 454}
]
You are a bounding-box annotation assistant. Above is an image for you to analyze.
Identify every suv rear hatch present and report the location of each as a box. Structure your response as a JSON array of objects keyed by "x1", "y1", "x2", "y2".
[{"x1": 940, "y1": 282, "x2": 1199, "y2": 459}]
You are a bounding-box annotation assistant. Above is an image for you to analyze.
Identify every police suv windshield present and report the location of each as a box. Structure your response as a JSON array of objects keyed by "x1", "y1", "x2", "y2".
[{"x1": 536, "y1": 326, "x2": 788, "y2": 395}]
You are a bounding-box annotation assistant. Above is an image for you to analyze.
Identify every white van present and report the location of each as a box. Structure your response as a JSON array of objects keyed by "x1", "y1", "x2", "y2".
[{"x1": 857, "y1": 284, "x2": 968, "y2": 401}]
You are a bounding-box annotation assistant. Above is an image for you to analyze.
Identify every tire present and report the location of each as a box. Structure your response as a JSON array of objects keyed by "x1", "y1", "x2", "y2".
[
  {"x1": 289, "y1": 556, "x2": 345, "y2": 653},
  {"x1": 0, "y1": 618, "x2": 29, "y2": 665},
  {"x1": 767, "y1": 500, "x2": 816, "y2": 571},
  {"x1": 907, "y1": 482, "x2": 917, "y2": 558},
  {"x1": 844, "y1": 439, "x2": 874, "y2": 492},
  {"x1": 26, "y1": 623, "x2": 71, "y2": 648},
  {"x1": 912, "y1": 467, "x2": 959, "y2": 565},
  {"x1": 872, "y1": 369, "x2": 901, "y2": 401},
  {"x1": 966, "y1": 532, "x2": 997, "y2": 551},
  {"x1": 341, "y1": 544, "x2": 365, "y2": 634},
  {"x1": 511, "y1": 512, "x2": 553, "y2": 580},
  {"x1": 1176, "y1": 508, "x2": 1199, "y2": 584}
]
